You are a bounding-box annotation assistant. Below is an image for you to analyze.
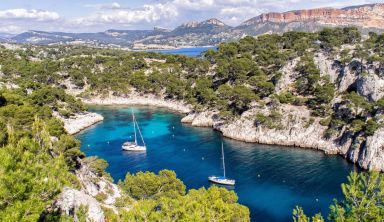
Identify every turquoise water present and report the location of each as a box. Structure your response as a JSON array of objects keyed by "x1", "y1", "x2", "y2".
[
  {"x1": 147, "y1": 47, "x2": 215, "y2": 57},
  {"x1": 76, "y1": 106, "x2": 356, "y2": 222}
]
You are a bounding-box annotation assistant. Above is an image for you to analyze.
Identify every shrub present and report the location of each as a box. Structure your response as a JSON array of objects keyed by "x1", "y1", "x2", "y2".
[
  {"x1": 82, "y1": 157, "x2": 109, "y2": 177},
  {"x1": 364, "y1": 119, "x2": 379, "y2": 136},
  {"x1": 119, "y1": 170, "x2": 186, "y2": 200},
  {"x1": 95, "y1": 192, "x2": 108, "y2": 202},
  {"x1": 304, "y1": 118, "x2": 315, "y2": 128},
  {"x1": 350, "y1": 119, "x2": 365, "y2": 133},
  {"x1": 276, "y1": 92, "x2": 296, "y2": 104}
]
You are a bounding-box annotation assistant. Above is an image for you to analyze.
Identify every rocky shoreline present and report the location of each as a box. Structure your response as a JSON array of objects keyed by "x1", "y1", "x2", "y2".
[
  {"x1": 55, "y1": 112, "x2": 104, "y2": 135},
  {"x1": 82, "y1": 93, "x2": 192, "y2": 114},
  {"x1": 56, "y1": 93, "x2": 191, "y2": 135},
  {"x1": 181, "y1": 107, "x2": 384, "y2": 172}
]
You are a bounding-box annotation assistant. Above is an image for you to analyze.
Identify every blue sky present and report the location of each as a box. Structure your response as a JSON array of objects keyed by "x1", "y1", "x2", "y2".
[{"x1": 0, "y1": 0, "x2": 382, "y2": 33}]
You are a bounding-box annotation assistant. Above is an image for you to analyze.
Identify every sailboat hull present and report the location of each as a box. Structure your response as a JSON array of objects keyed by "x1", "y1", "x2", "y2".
[
  {"x1": 208, "y1": 176, "x2": 235, "y2": 186},
  {"x1": 122, "y1": 142, "x2": 146, "y2": 151},
  {"x1": 122, "y1": 110, "x2": 147, "y2": 152}
]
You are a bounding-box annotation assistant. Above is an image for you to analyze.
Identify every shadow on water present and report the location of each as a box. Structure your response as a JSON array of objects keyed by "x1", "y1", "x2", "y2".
[{"x1": 76, "y1": 105, "x2": 356, "y2": 222}]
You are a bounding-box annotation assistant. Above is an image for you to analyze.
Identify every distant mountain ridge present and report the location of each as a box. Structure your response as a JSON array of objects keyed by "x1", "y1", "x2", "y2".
[
  {"x1": 2, "y1": 3, "x2": 384, "y2": 48},
  {"x1": 236, "y1": 3, "x2": 384, "y2": 35}
]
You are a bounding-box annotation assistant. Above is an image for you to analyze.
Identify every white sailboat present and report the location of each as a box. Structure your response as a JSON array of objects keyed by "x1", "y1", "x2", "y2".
[
  {"x1": 208, "y1": 142, "x2": 235, "y2": 186},
  {"x1": 122, "y1": 110, "x2": 146, "y2": 151}
]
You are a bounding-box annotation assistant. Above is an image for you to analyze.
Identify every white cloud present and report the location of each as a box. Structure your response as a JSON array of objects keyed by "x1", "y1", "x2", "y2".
[
  {"x1": 0, "y1": 25, "x2": 22, "y2": 33},
  {"x1": 0, "y1": 8, "x2": 60, "y2": 22},
  {"x1": 73, "y1": 3, "x2": 178, "y2": 27},
  {"x1": 84, "y1": 2, "x2": 122, "y2": 10},
  {"x1": 172, "y1": 0, "x2": 216, "y2": 10}
]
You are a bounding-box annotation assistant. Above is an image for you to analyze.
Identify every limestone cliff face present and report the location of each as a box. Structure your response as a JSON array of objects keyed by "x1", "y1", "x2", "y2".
[
  {"x1": 357, "y1": 69, "x2": 384, "y2": 102},
  {"x1": 83, "y1": 91, "x2": 192, "y2": 114},
  {"x1": 182, "y1": 105, "x2": 349, "y2": 154},
  {"x1": 182, "y1": 106, "x2": 383, "y2": 171},
  {"x1": 182, "y1": 52, "x2": 384, "y2": 171},
  {"x1": 181, "y1": 111, "x2": 218, "y2": 127},
  {"x1": 239, "y1": 4, "x2": 384, "y2": 34},
  {"x1": 57, "y1": 188, "x2": 105, "y2": 222},
  {"x1": 53, "y1": 111, "x2": 104, "y2": 135},
  {"x1": 56, "y1": 160, "x2": 127, "y2": 221},
  {"x1": 358, "y1": 128, "x2": 384, "y2": 171}
]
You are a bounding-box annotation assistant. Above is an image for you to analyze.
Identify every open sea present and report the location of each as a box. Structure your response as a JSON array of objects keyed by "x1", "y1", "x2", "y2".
[
  {"x1": 147, "y1": 46, "x2": 215, "y2": 57},
  {"x1": 76, "y1": 106, "x2": 356, "y2": 222}
]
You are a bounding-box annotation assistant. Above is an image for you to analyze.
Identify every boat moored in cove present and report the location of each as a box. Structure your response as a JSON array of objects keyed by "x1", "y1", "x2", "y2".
[
  {"x1": 122, "y1": 110, "x2": 146, "y2": 151},
  {"x1": 208, "y1": 142, "x2": 235, "y2": 186}
]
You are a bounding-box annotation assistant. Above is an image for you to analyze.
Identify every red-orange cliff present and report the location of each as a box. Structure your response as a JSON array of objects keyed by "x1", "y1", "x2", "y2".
[{"x1": 242, "y1": 4, "x2": 384, "y2": 29}]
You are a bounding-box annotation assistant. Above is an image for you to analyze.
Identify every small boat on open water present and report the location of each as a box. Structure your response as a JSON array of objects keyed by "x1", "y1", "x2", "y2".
[
  {"x1": 122, "y1": 110, "x2": 146, "y2": 151},
  {"x1": 208, "y1": 142, "x2": 235, "y2": 186}
]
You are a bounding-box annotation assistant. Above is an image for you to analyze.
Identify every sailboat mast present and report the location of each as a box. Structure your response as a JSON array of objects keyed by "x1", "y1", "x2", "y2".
[
  {"x1": 136, "y1": 120, "x2": 146, "y2": 147},
  {"x1": 132, "y1": 110, "x2": 137, "y2": 145},
  {"x1": 222, "y1": 142, "x2": 226, "y2": 178}
]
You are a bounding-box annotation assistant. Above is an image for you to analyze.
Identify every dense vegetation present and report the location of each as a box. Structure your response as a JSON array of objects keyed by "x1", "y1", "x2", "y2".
[
  {"x1": 1, "y1": 27, "x2": 382, "y2": 137},
  {"x1": 1, "y1": 27, "x2": 384, "y2": 221},
  {"x1": 118, "y1": 170, "x2": 249, "y2": 221},
  {"x1": 0, "y1": 88, "x2": 82, "y2": 220},
  {"x1": 0, "y1": 88, "x2": 249, "y2": 221}
]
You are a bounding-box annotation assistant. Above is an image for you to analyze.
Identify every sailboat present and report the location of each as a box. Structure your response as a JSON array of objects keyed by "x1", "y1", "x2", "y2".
[
  {"x1": 122, "y1": 110, "x2": 146, "y2": 151},
  {"x1": 208, "y1": 142, "x2": 235, "y2": 186}
]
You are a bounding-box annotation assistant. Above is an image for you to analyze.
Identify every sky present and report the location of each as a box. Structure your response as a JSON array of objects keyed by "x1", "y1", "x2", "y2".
[{"x1": 0, "y1": 0, "x2": 382, "y2": 33}]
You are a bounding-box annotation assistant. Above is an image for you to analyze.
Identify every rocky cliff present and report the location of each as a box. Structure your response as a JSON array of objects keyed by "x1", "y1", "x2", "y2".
[
  {"x1": 53, "y1": 111, "x2": 104, "y2": 135},
  {"x1": 243, "y1": 4, "x2": 384, "y2": 28},
  {"x1": 82, "y1": 91, "x2": 192, "y2": 114},
  {"x1": 181, "y1": 51, "x2": 384, "y2": 171},
  {"x1": 56, "y1": 159, "x2": 128, "y2": 221}
]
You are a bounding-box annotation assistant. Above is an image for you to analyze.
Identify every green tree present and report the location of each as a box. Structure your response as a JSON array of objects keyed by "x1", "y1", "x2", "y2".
[
  {"x1": 119, "y1": 170, "x2": 186, "y2": 200},
  {"x1": 55, "y1": 135, "x2": 84, "y2": 171},
  {"x1": 364, "y1": 119, "x2": 379, "y2": 136},
  {"x1": 294, "y1": 172, "x2": 384, "y2": 222},
  {"x1": 0, "y1": 119, "x2": 8, "y2": 146},
  {"x1": 122, "y1": 186, "x2": 250, "y2": 222},
  {"x1": 231, "y1": 85, "x2": 258, "y2": 114},
  {"x1": 295, "y1": 55, "x2": 321, "y2": 95},
  {"x1": 354, "y1": 45, "x2": 369, "y2": 74},
  {"x1": 228, "y1": 58, "x2": 254, "y2": 81},
  {"x1": 128, "y1": 71, "x2": 150, "y2": 92},
  {"x1": 0, "y1": 123, "x2": 77, "y2": 221},
  {"x1": 329, "y1": 172, "x2": 384, "y2": 221},
  {"x1": 313, "y1": 83, "x2": 335, "y2": 105}
]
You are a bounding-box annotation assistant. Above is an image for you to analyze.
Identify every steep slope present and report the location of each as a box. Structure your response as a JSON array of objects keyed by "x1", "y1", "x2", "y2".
[{"x1": 235, "y1": 3, "x2": 384, "y2": 35}]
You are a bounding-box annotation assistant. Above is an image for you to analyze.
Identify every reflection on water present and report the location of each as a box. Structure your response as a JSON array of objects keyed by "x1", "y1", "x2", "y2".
[{"x1": 76, "y1": 106, "x2": 356, "y2": 222}]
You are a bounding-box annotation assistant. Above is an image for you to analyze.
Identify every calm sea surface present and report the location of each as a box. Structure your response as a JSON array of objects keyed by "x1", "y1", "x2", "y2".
[
  {"x1": 76, "y1": 106, "x2": 356, "y2": 222},
  {"x1": 147, "y1": 47, "x2": 215, "y2": 57}
]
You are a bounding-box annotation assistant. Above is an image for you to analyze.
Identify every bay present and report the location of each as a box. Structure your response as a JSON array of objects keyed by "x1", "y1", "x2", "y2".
[{"x1": 76, "y1": 106, "x2": 356, "y2": 222}]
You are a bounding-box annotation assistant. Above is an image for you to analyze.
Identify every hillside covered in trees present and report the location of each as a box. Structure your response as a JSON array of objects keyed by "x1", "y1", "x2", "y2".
[
  {"x1": 1, "y1": 27, "x2": 384, "y2": 221},
  {"x1": 0, "y1": 87, "x2": 249, "y2": 221},
  {"x1": 1, "y1": 27, "x2": 384, "y2": 170}
]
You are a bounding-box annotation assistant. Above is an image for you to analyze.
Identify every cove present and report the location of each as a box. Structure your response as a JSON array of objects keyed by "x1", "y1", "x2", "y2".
[{"x1": 76, "y1": 106, "x2": 357, "y2": 222}]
